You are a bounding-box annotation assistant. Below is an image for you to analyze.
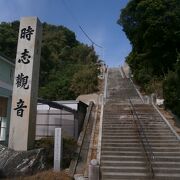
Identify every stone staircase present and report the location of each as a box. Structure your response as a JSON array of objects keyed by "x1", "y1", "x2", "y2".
[{"x1": 100, "y1": 68, "x2": 180, "y2": 180}]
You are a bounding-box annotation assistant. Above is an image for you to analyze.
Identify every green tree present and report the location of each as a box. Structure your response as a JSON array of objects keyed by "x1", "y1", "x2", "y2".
[
  {"x1": 71, "y1": 65, "x2": 99, "y2": 96},
  {"x1": 0, "y1": 21, "x2": 19, "y2": 59},
  {"x1": 163, "y1": 55, "x2": 180, "y2": 116},
  {"x1": 118, "y1": 0, "x2": 180, "y2": 80}
]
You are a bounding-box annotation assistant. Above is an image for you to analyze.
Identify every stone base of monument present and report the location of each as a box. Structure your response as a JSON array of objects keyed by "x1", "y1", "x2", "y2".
[{"x1": 0, "y1": 144, "x2": 47, "y2": 178}]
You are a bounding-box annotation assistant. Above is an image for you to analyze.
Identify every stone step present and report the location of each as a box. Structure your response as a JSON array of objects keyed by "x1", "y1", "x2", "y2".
[
  {"x1": 102, "y1": 127, "x2": 137, "y2": 130},
  {"x1": 103, "y1": 117, "x2": 133, "y2": 119},
  {"x1": 102, "y1": 173, "x2": 180, "y2": 180},
  {"x1": 154, "y1": 167, "x2": 180, "y2": 174},
  {"x1": 103, "y1": 119, "x2": 132, "y2": 121},
  {"x1": 102, "y1": 139, "x2": 178, "y2": 143},
  {"x1": 102, "y1": 141, "x2": 179, "y2": 147},
  {"x1": 102, "y1": 142, "x2": 180, "y2": 148},
  {"x1": 143, "y1": 133, "x2": 174, "y2": 136},
  {"x1": 101, "y1": 150, "x2": 143, "y2": 155},
  {"x1": 101, "y1": 142, "x2": 142, "y2": 147},
  {"x1": 103, "y1": 115, "x2": 133, "y2": 117},
  {"x1": 103, "y1": 114, "x2": 160, "y2": 116},
  {"x1": 101, "y1": 166, "x2": 180, "y2": 174},
  {"x1": 102, "y1": 135, "x2": 176, "y2": 140},
  {"x1": 104, "y1": 115, "x2": 136, "y2": 118},
  {"x1": 101, "y1": 160, "x2": 180, "y2": 169},
  {"x1": 102, "y1": 134, "x2": 139, "y2": 138},
  {"x1": 102, "y1": 130, "x2": 138, "y2": 133},
  {"x1": 102, "y1": 124, "x2": 135, "y2": 127},
  {"x1": 103, "y1": 116, "x2": 162, "y2": 119},
  {"x1": 102, "y1": 131, "x2": 174, "y2": 135},
  {"x1": 151, "y1": 147, "x2": 180, "y2": 151},
  {"x1": 102, "y1": 129, "x2": 137, "y2": 133},
  {"x1": 102, "y1": 139, "x2": 140, "y2": 143},
  {"x1": 102, "y1": 124, "x2": 167, "y2": 127},
  {"x1": 102, "y1": 132, "x2": 138, "y2": 135},
  {"x1": 101, "y1": 150, "x2": 180, "y2": 156},
  {"x1": 101, "y1": 155, "x2": 146, "y2": 161},
  {"x1": 102, "y1": 155, "x2": 180, "y2": 162},
  {"x1": 103, "y1": 123, "x2": 167, "y2": 126},
  {"x1": 102, "y1": 132, "x2": 174, "y2": 136},
  {"x1": 101, "y1": 166, "x2": 147, "y2": 173},
  {"x1": 103, "y1": 134, "x2": 176, "y2": 138},
  {"x1": 102, "y1": 129, "x2": 172, "y2": 133},
  {"x1": 103, "y1": 132, "x2": 174, "y2": 138},
  {"x1": 101, "y1": 146, "x2": 144, "y2": 152},
  {"x1": 102, "y1": 126, "x2": 169, "y2": 129},
  {"x1": 154, "y1": 173, "x2": 180, "y2": 180},
  {"x1": 101, "y1": 160, "x2": 146, "y2": 167},
  {"x1": 149, "y1": 143, "x2": 180, "y2": 147},
  {"x1": 101, "y1": 146, "x2": 180, "y2": 152},
  {"x1": 154, "y1": 156, "x2": 180, "y2": 162},
  {"x1": 152, "y1": 161, "x2": 180, "y2": 168},
  {"x1": 101, "y1": 171, "x2": 149, "y2": 180}
]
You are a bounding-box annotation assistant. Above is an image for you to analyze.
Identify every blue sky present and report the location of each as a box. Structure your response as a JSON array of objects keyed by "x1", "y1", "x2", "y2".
[{"x1": 0, "y1": 0, "x2": 131, "y2": 67}]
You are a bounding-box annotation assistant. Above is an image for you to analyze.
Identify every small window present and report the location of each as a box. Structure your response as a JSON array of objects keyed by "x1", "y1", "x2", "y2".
[{"x1": 0, "y1": 97, "x2": 8, "y2": 117}]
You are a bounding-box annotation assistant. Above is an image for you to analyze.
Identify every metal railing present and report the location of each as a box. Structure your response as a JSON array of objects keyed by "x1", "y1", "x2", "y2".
[{"x1": 129, "y1": 98, "x2": 155, "y2": 178}]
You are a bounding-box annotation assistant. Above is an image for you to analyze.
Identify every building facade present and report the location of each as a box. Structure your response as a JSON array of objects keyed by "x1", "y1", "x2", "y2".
[{"x1": 0, "y1": 54, "x2": 15, "y2": 144}]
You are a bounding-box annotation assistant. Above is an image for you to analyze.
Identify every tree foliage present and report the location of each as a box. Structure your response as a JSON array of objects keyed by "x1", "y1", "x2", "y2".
[
  {"x1": 118, "y1": 0, "x2": 180, "y2": 81},
  {"x1": 71, "y1": 64, "x2": 98, "y2": 96},
  {"x1": 118, "y1": 0, "x2": 180, "y2": 116},
  {"x1": 0, "y1": 21, "x2": 19, "y2": 59},
  {"x1": 0, "y1": 21, "x2": 99, "y2": 100},
  {"x1": 163, "y1": 55, "x2": 180, "y2": 117}
]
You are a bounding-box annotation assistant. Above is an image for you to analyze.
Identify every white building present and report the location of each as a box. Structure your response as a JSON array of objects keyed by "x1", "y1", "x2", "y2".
[
  {"x1": 0, "y1": 54, "x2": 15, "y2": 144},
  {"x1": 36, "y1": 100, "x2": 87, "y2": 140}
]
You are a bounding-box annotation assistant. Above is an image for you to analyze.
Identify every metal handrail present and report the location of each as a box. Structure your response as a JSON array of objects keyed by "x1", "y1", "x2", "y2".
[{"x1": 129, "y1": 98, "x2": 155, "y2": 178}]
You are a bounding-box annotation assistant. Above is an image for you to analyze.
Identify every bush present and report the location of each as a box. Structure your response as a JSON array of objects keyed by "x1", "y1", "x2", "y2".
[
  {"x1": 62, "y1": 138, "x2": 77, "y2": 168},
  {"x1": 71, "y1": 65, "x2": 99, "y2": 96},
  {"x1": 163, "y1": 69, "x2": 180, "y2": 117},
  {"x1": 35, "y1": 137, "x2": 77, "y2": 169},
  {"x1": 35, "y1": 138, "x2": 54, "y2": 167}
]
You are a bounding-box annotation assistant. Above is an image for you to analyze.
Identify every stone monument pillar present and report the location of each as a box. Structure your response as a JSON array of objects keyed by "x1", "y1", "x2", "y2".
[
  {"x1": 8, "y1": 17, "x2": 42, "y2": 151},
  {"x1": 54, "y1": 128, "x2": 62, "y2": 171}
]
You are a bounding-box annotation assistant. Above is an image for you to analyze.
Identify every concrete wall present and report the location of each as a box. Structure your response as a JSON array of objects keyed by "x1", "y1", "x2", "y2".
[
  {"x1": 36, "y1": 101, "x2": 87, "y2": 140},
  {"x1": 36, "y1": 109, "x2": 75, "y2": 139}
]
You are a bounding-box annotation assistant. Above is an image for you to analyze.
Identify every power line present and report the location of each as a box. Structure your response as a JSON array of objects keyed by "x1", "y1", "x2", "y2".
[
  {"x1": 61, "y1": 0, "x2": 79, "y2": 25},
  {"x1": 78, "y1": 25, "x2": 103, "y2": 48},
  {"x1": 61, "y1": 0, "x2": 103, "y2": 49}
]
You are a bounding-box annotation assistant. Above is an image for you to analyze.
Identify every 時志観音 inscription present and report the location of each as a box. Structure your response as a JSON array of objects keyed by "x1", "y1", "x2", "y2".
[
  {"x1": 18, "y1": 49, "x2": 31, "y2": 64},
  {"x1": 16, "y1": 73, "x2": 29, "y2": 89},
  {"x1": 14, "y1": 99, "x2": 27, "y2": 117},
  {"x1": 20, "y1": 26, "x2": 34, "y2": 41}
]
